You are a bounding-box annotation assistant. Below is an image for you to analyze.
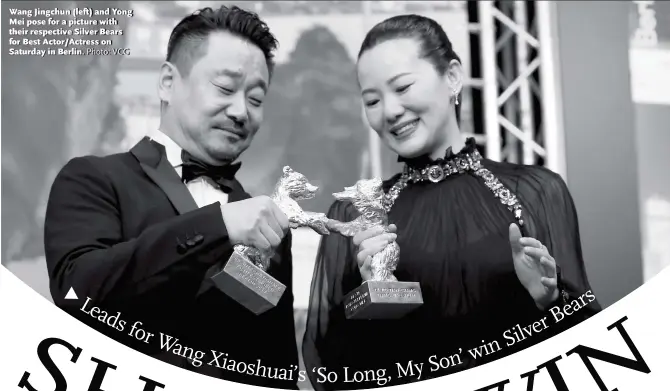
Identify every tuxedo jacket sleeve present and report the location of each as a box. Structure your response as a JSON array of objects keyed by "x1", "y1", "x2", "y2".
[{"x1": 45, "y1": 155, "x2": 235, "y2": 309}]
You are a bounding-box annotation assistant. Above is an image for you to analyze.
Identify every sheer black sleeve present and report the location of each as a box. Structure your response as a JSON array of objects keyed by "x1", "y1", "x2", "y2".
[
  {"x1": 302, "y1": 200, "x2": 362, "y2": 391},
  {"x1": 514, "y1": 165, "x2": 602, "y2": 329}
]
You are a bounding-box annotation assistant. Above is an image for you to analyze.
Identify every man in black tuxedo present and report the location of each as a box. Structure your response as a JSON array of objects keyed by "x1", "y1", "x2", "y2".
[{"x1": 44, "y1": 6, "x2": 300, "y2": 389}]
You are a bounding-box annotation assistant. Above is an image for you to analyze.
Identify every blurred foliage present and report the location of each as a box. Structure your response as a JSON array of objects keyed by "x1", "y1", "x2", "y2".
[
  {"x1": 2, "y1": 0, "x2": 128, "y2": 261},
  {"x1": 241, "y1": 26, "x2": 368, "y2": 214}
]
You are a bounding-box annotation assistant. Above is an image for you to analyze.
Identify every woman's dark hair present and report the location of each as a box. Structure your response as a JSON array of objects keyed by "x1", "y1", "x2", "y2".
[
  {"x1": 166, "y1": 5, "x2": 278, "y2": 78},
  {"x1": 358, "y1": 14, "x2": 462, "y2": 122}
]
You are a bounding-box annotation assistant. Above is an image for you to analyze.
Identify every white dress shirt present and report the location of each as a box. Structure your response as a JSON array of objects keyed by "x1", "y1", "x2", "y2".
[{"x1": 148, "y1": 130, "x2": 229, "y2": 208}]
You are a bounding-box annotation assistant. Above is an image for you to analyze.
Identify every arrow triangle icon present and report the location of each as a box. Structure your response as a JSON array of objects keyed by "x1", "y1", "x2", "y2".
[{"x1": 65, "y1": 287, "x2": 79, "y2": 300}]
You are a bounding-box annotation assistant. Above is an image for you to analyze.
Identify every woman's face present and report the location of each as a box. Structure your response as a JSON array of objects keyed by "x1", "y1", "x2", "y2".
[{"x1": 357, "y1": 38, "x2": 458, "y2": 159}]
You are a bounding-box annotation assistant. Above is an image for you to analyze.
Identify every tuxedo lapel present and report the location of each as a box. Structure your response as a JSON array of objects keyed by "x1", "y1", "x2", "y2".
[{"x1": 130, "y1": 137, "x2": 198, "y2": 215}]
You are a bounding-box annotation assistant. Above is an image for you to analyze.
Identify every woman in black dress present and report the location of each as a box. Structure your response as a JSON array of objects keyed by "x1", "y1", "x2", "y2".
[{"x1": 302, "y1": 14, "x2": 600, "y2": 390}]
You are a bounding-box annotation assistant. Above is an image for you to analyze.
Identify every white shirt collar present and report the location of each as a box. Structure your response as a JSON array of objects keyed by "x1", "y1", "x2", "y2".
[{"x1": 148, "y1": 129, "x2": 182, "y2": 168}]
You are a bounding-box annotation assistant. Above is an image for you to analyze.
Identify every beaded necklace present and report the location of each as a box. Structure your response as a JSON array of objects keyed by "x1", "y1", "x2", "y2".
[{"x1": 381, "y1": 145, "x2": 525, "y2": 227}]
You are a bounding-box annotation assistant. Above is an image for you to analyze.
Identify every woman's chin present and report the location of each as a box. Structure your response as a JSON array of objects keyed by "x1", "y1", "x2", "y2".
[{"x1": 391, "y1": 141, "x2": 427, "y2": 160}]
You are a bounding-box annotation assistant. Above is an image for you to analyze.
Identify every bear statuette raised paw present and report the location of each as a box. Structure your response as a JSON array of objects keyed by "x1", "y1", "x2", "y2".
[
  {"x1": 235, "y1": 166, "x2": 331, "y2": 271},
  {"x1": 325, "y1": 177, "x2": 398, "y2": 282}
]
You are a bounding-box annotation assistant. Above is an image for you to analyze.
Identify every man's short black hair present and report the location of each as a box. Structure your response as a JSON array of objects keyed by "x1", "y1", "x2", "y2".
[{"x1": 166, "y1": 5, "x2": 278, "y2": 77}]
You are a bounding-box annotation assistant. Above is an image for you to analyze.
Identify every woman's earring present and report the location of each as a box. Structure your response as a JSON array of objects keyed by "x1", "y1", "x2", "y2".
[{"x1": 453, "y1": 89, "x2": 460, "y2": 106}]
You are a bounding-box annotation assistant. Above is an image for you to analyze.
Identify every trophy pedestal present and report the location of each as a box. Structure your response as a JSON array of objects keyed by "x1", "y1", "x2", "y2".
[
  {"x1": 344, "y1": 280, "x2": 423, "y2": 320},
  {"x1": 211, "y1": 251, "x2": 286, "y2": 315}
]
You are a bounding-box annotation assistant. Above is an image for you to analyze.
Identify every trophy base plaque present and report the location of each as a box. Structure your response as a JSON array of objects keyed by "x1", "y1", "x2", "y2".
[
  {"x1": 344, "y1": 280, "x2": 423, "y2": 320},
  {"x1": 211, "y1": 251, "x2": 286, "y2": 315}
]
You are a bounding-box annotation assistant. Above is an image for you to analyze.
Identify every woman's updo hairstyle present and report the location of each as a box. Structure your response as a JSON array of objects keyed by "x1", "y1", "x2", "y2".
[{"x1": 358, "y1": 14, "x2": 462, "y2": 123}]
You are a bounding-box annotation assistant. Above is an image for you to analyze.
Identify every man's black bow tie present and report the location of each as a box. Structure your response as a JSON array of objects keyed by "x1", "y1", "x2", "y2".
[{"x1": 180, "y1": 150, "x2": 241, "y2": 193}]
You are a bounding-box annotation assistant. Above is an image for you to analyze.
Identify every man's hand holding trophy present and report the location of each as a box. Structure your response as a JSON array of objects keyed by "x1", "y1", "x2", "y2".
[{"x1": 212, "y1": 166, "x2": 331, "y2": 315}]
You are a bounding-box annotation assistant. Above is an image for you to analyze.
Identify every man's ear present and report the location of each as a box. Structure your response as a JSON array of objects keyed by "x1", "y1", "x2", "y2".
[{"x1": 157, "y1": 61, "x2": 178, "y2": 104}]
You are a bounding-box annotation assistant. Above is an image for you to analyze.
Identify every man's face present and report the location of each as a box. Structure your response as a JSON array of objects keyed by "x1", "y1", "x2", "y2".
[{"x1": 167, "y1": 31, "x2": 270, "y2": 164}]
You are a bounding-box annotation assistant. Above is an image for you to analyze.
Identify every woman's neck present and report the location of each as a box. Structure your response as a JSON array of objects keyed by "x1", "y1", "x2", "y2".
[{"x1": 428, "y1": 119, "x2": 464, "y2": 160}]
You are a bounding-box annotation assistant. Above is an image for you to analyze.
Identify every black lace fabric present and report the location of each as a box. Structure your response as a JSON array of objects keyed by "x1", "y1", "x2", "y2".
[{"x1": 302, "y1": 139, "x2": 601, "y2": 390}]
